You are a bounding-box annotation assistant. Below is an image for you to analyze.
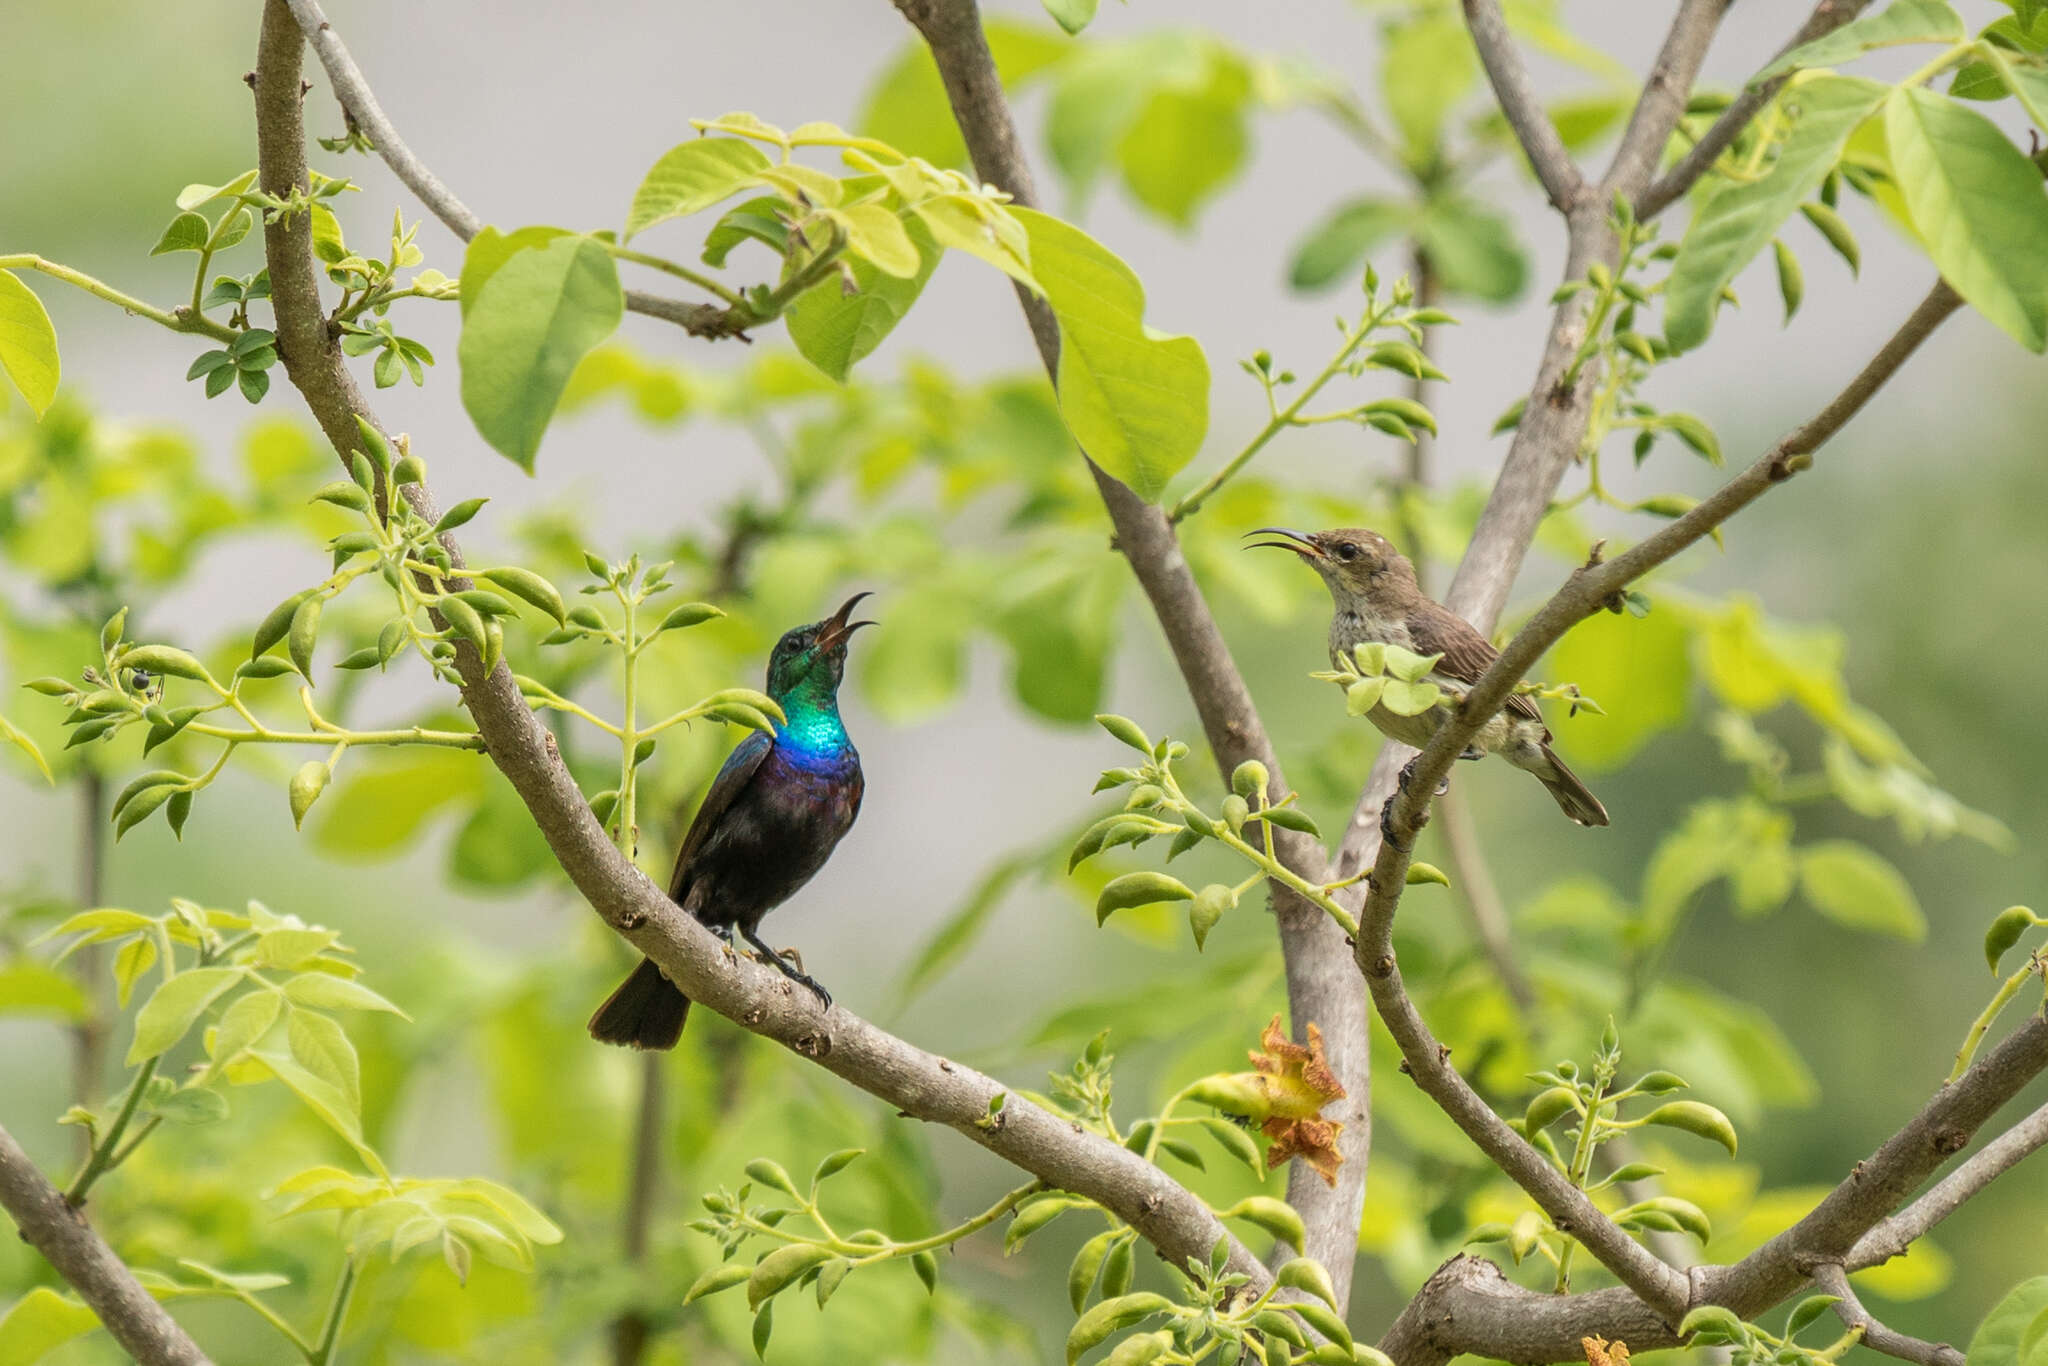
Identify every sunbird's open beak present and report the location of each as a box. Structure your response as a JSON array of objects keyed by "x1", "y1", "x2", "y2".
[
  {"x1": 818, "y1": 591, "x2": 876, "y2": 650},
  {"x1": 1243, "y1": 527, "x2": 1324, "y2": 559}
]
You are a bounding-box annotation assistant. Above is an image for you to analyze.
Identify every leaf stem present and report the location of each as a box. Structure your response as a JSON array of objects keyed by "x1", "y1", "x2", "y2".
[
  {"x1": 0, "y1": 254, "x2": 237, "y2": 342},
  {"x1": 605, "y1": 244, "x2": 746, "y2": 307},
  {"x1": 64, "y1": 1054, "x2": 160, "y2": 1205},
  {"x1": 307, "y1": 1257, "x2": 359, "y2": 1366}
]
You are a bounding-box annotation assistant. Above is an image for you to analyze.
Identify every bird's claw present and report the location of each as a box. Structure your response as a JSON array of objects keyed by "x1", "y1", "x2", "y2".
[{"x1": 743, "y1": 931, "x2": 834, "y2": 1010}]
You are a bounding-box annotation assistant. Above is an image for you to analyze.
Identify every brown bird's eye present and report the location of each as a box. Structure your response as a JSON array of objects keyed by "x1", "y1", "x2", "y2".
[{"x1": 1335, "y1": 541, "x2": 1360, "y2": 561}]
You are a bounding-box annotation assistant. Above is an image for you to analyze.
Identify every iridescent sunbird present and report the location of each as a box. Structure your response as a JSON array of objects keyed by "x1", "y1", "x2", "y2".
[{"x1": 589, "y1": 593, "x2": 875, "y2": 1050}]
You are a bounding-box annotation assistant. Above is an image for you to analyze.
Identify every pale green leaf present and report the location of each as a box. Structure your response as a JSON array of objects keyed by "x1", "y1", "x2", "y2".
[
  {"x1": 1799, "y1": 839, "x2": 1927, "y2": 940},
  {"x1": 625, "y1": 137, "x2": 773, "y2": 239},
  {"x1": 0, "y1": 270, "x2": 61, "y2": 418},
  {"x1": 1885, "y1": 85, "x2": 2048, "y2": 352},
  {"x1": 1665, "y1": 76, "x2": 1890, "y2": 353},
  {"x1": 788, "y1": 215, "x2": 939, "y2": 381},
  {"x1": 129, "y1": 967, "x2": 243, "y2": 1064},
  {"x1": 1757, "y1": 0, "x2": 1966, "y2": 82},
  {"x1": 1013, "y1": 207, "x2": 1209, "y2": 500}
]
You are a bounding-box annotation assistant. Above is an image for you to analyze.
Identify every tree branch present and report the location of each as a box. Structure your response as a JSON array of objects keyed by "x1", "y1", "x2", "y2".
[
  {"x1": 250, "y1": 0, "x2": 1267, "y2": 1293},
  {"x1": 1810, "y1": 1263, "x2": 1965, "y2": 1366},
  {"x1": 1378, "y1": 1010, "x2": 2048, "y2": 1365},
  {"x1": 1349, "y1": 278, "x2": 1962, "y2": 1339},
  {"x1": 888, "y1": 0, "x2": 1371, "y2": 1302},
  {"x1": 0, "y1": 1121, "x2": 213, "y2": 1366},
  {"x1": 1602, "y1": 0, "x2": 1732, "y2": 198},
  {"x1": 282, "y1": 0, "x2": 748, "y2": 338},
  {"x1": 1461, "y1": 0, "x2": 1585, "y2": 211},
  {"x1": 1849, "y1": 1098, "x2": 2048, "y2": 1266},
  {"x1": 1638, "y1": 0, "x2": 1875, "y2": 218}
]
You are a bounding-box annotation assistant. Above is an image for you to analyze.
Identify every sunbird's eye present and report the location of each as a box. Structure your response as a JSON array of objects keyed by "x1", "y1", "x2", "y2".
[{"x1": 1335, "y1": 542, "x2": 1360, "y2": 561}]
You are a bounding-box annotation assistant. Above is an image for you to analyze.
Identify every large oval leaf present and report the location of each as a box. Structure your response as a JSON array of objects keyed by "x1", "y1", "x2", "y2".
[
  {"x1": 0, "y1": 270, "x2": 60, "y2": 417},
  {"x1": 1885, "y1": 85, "x2": 2048, "y2": 353},
  {"x1": 1665, "y1": 76, "x2": 1889, "y2": 353},
  {"x1": 1012, "y1": 207, "x2": 1209, "y2": 500},
  {"x1": 458, "y1": 231, "x2": 624, "y2": 470}
]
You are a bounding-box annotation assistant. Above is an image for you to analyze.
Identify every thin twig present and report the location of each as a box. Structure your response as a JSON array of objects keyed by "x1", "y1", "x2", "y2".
[
  {"x1": 1639, "y1": 0, "x2": 1875, "y2": 217},
  {"x1": 281, "y1": 0, "x2": 746, "y2": 338},
  {"x1": 1602, "y1": 0, "x2": 1733, "y2": 198},
  {"x1": 249, "y1": 0, "x2": 1267, "y2": 1292},
  {"x1": 0, "y1": 1121, "x2": 214, "y2": 1366},
  {"x1": 1461, "y1": 0, "x2": 1584, "y2": 210},
  {"x1": 1811, "y1": 1263, "x2": 1965, "y2": 1366}
]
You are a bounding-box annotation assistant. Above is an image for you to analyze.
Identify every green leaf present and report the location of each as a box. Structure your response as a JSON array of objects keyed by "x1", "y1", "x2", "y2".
[
  {"x1": 1043, "y1": 0, "x2": 1098, "y2": 35},
  {"x1": 747, "y1": 1243, "x2": 835, "y2": 1308},
  {"x1": 1005, "y1": 1195, "x2": 1089, "y2": 1253},
  {"x1": 0, "y1": 963, "x2": 89, "y2": 1021},
  {"x1": 129, "y1": 966, "x2": 243, "y2": 1063},
  {"x1": 1966, "y1": 1276, "x2": 2048, "y2": 1366},
  {"x1": 149, "y1": 1086, "x2": 229, "y2": 1125},
  {"x1": 626, "y1": 138, "x2": 774, "y2": 239},
  {"x1": 150, "y1": 212, "x2": 212, "y2": 255},
  {"x1": 789, "y1": 214, "x2": 940, "y2": 381},
  {"x1": 1415, "y1": 195, "x2": 1530, "y2": 303},
  {"x1": 1095, "y1": 871, "x2": 1195, "y2": 925},
  {"x1": 1679, "y1": 1304, "x2": 1748, "y2": 1343},
  {"x1": 1985, "y1": 905, "x2": 2039, "y2": 974},
  {"x1": 1067, "y1": 1293, "x2": 1173, "y2": 1365},
  {"x1": 1665, "y1": 76, "x2": 1890, "y2": 353},
  {"x1": 458, "y1": 231, "x2": 624, "y2": 469},
  {"x1": 1288, "y1": 198, "x2": 1412, "y2": 291},
  {"x1": 1639, "y1": 1099, "x2": 1739, "y2": 1156},
  {"x1": 1382, "y1": 13, "x2": 1478, "y2": 163},
  {"x1": 283, "y1": 973, "x2": 408, "y2": 1017},
  {"x1": 1068, "y1": 1230, "x2": 1118, "y2": 1311},
  {"x1": 1773, "y1": 238, "x2": 1804, "y2": 321},
  {"x1": 684, "y1": 1264, "x2": 751, "y2": 1304},
  {"x1": 1786, "y1": 1294, "x2": 1841, "y2": 1337},
  {"x1": 1884, "y1": 85, "x2": 2048, "y2": 352},
  {"x1": 287, "y1": 1007, "x2": 361, "y2": 1113},
  {"x1": 0, "y1": 714, "x2": 53, "y2": 783},
  {"x1": 209, "y1": 988, "x2": 281, "y2": 1062},
  {"x1": 1115, "y1": 88, "x2": 1247, "y2": 229},
  {"x1": 1273, "y1": 1257, "x2": 1340, "y2": 1311},
  {"x1": 1757, "y1": 0, "x2": 1966, "y2": 81},
  {"x1": 0, "y1": 1287, "x2": 101, "y2": 1363},
  {"x1": 1220, "y1": 1195, "x2": 1306, "y2": 1251},
  {"x1": 1012, "y1": 208, "x2": 1209, "y2": 501},
  {"x1": 1798, "y1": 839, "x2": 1927, "y2": 940},
  {"x1": 0, "y1": 270, "x2": 61, "y2": 418}
]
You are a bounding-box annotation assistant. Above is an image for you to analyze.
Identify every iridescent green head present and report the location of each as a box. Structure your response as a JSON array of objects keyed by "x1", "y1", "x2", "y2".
[{"x1": 764, "y1": 592, "x2": 875, "y2": 710}]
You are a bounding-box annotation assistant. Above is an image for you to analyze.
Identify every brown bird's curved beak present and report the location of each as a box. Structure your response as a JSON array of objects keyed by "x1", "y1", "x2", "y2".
[
  {"x1": 1242, "y1": 527, "x2": 1324, "y2": 559},
  {"x1": 818, "y1": 591, "x2": 876, "y2": 650}
]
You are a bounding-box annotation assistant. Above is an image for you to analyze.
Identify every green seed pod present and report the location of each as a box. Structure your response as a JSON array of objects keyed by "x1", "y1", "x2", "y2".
[
  {"x1": 1231, "y1": 760, "x2": 1268, "y2": 799},
  {"x1": 288, "y1": 760, "x2": 331, "y2": 830},
  {"x1": 1222, "y1": 794, "x2": 1250, "y2": 832}
]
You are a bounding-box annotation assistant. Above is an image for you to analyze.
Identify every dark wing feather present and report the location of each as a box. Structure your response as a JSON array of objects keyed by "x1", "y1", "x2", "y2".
[
  {"x1": 1405, "y1": 604, "x2": 1545, "y2": 727},
  {"x1": 668, "y1": 730, "x2": 774, "y2": 900}
]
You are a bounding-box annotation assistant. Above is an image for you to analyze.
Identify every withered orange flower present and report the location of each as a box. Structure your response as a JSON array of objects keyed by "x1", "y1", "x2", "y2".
[
  {"x1": 1583, "y1": 1337, "x2": 1631, "y2": 1366},
  {"x1": 1249, "y1": 1015, "x2": 1347, "y2": 1187}
]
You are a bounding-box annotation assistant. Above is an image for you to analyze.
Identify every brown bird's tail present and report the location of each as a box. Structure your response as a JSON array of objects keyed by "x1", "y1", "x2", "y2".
[
  {"x1": 588, "y1": 957, "x2": 690, "y2": 1050},
  {"x1": 1534, "y1": 743, "x2": 1609, "y2": 827}
]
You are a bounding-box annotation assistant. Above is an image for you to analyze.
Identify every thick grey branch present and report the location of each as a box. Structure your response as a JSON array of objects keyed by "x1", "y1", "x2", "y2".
[
  {"x1": 0, "y1": 1122, "x2": 213, "y2": 1366},
  {"x1": 283, "y1": 0, "x2": 742, "y2": 338},
  {"x1": 1811, "y1": 1263, "x2": 1965, "y2": 1366},
  {"x1": 1638, "y1": 0, "x2": 1874, "y2": 218},
  {"x1": 251, "y1": 0, "x2": 1267, "y2": 1293},
  {"x1": 1603, "y1": 0, "x2": 1732, "y2": 198},
  {"x1": 889, "y1": 0, "x2": 1371, "y2": 1303},
  {"x1": 1461, "y1": 0, "x2": 1584, "y2": 211},
  {"x1": 1379, "y1": 1010, "x2": 2048, "y2": 1365},
  {"x1": 1850, "y1": 1098, "x2": 2048, "y2": 1266}
]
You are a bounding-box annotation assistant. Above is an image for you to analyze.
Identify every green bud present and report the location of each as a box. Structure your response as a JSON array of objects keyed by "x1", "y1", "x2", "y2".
[
  {"x1": 1125, "y1": 784, "x2": 1164, "y2": 810},
  {"x1": 286, "y1": 596, "x2": 323, "y2": 678},
  {"x1": 1189, "y1": 884, "x2": 1234, "y2": 951},
  {"x1": 1231, "y1": 759, "x2": 1268, "y2": 800},
  {"x1": 1522, "y1": 1086, "x2": 1577, "y2": 1133},
  {"x1": 1221, "y1": 794, "x2": 1249, "y2": 832},
  {"x1": 1985, "y1": 905, "x2": 2038, "y2": 975},
  {"x1": 288, "y1": 760, "x2": 330, "y2": 829},
  {"x1": 1094, "y1": 713, "x2": 1152, "y2": 754}
]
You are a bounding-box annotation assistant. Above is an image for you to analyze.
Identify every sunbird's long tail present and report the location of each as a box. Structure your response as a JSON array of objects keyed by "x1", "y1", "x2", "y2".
[
  {"x1": 589, "y1": 957, "x2": 691, "y2": 1050},
  {"x1": 1531, "y1": 743, "x2": 1609, "y2": 828}
]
